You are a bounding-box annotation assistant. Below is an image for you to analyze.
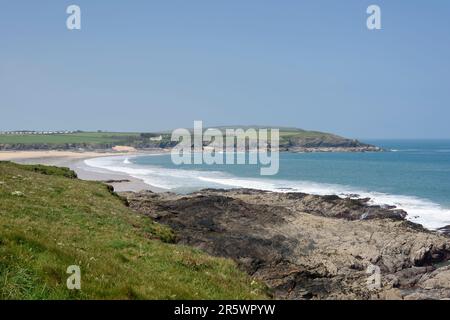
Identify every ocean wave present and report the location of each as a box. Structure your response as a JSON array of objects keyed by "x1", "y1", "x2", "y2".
[
  {"x1": 84, "y1": 156, "x2": 450, "y2": 230},
  {"x1": 84, "y1": 156, "x2": 228, "y2": 190},
  {"x1": 391, "y1": 149, "x2": 420, "y2": 152},
  {"x1": 197, "y1": 176, "x2": 450, "y2": 229}
]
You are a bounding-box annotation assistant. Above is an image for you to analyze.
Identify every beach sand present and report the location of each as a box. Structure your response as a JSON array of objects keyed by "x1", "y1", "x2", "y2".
[{"x1": 0, "y1": 150, "x2": 165, "y2": 192}]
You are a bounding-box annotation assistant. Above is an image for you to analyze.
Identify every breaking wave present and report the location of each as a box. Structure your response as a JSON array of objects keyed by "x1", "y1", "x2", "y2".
[{"x1": 84, "y1": 155, "x2": 450, "y2": 230}]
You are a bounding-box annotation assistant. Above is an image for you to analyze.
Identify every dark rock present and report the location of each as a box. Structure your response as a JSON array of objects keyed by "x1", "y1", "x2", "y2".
[
  {"x1": 102, "y1": 179, "x2": 131, "y2": 183},
  {"x1": 438, "y1": 225, "x2": 450, "y2": 236},
  {"x1": 121, "y1": 188, "x2": 450, "y2": 300}
]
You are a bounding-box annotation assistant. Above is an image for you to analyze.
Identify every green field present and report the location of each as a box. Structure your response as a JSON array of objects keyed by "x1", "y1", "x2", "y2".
[
  {"x1": 0, "y1": 132, "x2": 141, "y2": 145},
  {"x1": 0, "y1": 162, "x2": 267, "y2": 299},
  {"x1": 0, "y1": 129, "x2": 339, "y2": 144}
]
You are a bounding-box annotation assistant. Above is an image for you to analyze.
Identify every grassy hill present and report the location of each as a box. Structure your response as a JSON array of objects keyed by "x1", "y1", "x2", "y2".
[
  {"x1": 0, "y1": 162, "x2": 267, "y2": 299},
  {"x1": 0, "y1": 128, "x2": 374, "y2": 150},
  {"x1": 0, "y1": 132, "x2": 140, "y2": 144}
]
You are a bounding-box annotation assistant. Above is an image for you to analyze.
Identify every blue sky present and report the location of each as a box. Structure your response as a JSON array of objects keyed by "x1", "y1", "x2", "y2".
[{"x1": 1, "y1": 1, "x2": 449, "y2": 138}]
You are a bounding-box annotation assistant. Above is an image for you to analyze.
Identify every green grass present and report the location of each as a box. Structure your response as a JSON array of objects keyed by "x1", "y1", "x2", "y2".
[
  {"x1": 206, "y1": 128, "x2": 342, "y2": 146},
  {"x1": 0, "y1": 162, "x2": 267, "y2": 300},
  {"x1": 17, "y1": 164, "x2": 78, "y2": 179},
  {"x1": 0, "y1": 129, "x2": 340, "y2": 145},
  {"x1": 0, "y1": 132, "x2": 140, "y2": 145}
]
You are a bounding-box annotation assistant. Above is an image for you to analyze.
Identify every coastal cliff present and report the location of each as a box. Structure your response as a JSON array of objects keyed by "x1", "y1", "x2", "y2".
[
  {"x1": 121, "y1": 188, "x2": 450, "y2": 300},
  {"x1": 280, "y1": 130, "x2": 380, "y2": 152}
]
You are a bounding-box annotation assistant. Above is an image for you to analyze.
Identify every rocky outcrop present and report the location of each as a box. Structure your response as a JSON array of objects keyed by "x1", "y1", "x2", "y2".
[
  {"x1": 438, "y1": 225, "x2": 450, "y2": 236},
  {"x1": 284, "y1": 134, "x2": 381, "y2": 152},
  {"x1": 120, "y1": 189, "x2": 450, "y2": 300}
]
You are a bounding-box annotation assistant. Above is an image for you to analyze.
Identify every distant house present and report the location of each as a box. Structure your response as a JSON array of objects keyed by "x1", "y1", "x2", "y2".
[
  {"x1": 150, "y1": 135, "x2": 163, "y2": 141},
  {"x1": 0, "y1": 130, "x2": 75, "y2": 135}
]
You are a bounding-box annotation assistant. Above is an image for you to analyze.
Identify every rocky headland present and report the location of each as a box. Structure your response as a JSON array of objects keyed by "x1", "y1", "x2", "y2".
[{"x1": 120, "y1": 188, "x2": 450, "y2": 300}]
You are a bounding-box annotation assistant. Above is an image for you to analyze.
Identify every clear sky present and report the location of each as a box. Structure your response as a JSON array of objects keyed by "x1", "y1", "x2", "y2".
[{"x1": 1, "y1": 0, "x2": 449, "y2": 138}]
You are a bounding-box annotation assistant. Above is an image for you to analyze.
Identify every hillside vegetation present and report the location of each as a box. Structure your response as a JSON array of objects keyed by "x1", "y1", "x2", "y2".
[
  {"x1": 0, "y1": 162, "x2": 267, "y2": 299},
  {"x1": 0, "y1": 132, "x2": 143, "y2": 150},
  {"x1": 0, "y1": 128, "x2": 374, "y2": 151}
]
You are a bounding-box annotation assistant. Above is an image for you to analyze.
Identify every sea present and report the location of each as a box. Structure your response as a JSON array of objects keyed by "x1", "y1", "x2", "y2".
[{"x1": 84, "y1": 140, "x2": 450, "y2": 230}]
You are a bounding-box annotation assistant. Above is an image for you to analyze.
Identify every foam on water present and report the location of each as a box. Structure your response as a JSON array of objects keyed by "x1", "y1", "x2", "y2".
[
  {"x1": 84, "y1": 156, "x2": 228, "y2": 190},
  {"x1": 84, "y1": 155, "x2": 450, "y2": 230}
]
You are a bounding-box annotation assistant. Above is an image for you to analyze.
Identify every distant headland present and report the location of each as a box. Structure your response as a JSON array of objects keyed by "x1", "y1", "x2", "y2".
[{"x1": 0, "y1": 127, "x2": 381, "y2": 152}]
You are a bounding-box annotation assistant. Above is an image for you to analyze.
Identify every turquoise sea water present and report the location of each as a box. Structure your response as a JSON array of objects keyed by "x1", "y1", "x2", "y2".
[{"x1": 85, "y1": 140, "x2": 450, "y2": 229}]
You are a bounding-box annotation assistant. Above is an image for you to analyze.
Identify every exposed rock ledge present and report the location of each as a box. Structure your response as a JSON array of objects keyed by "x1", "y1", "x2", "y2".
[{"x1": 120, "y1": 188, "x2": 450, "y2": 300}]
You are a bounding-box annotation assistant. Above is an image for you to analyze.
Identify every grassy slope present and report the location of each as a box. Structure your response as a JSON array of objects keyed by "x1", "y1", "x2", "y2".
[
  {"x1": 0, "y1": 162, "x2": 267, "y2": 300},
  {"x1": 0, "y1": 132, "x2": 140, "y2": 145},
  {"x1": 0, "y1": 129, "x2": 347, "y2": 146}
]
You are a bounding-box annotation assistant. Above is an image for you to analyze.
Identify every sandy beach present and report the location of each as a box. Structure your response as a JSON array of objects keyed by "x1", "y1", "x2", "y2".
[{"x1": 0, "y1": 150, "x2": 165, "y2": 192}]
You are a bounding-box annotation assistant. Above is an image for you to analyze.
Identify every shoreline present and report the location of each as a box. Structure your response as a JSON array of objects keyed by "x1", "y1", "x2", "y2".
[
  {"x1": 3, "y1": 154, "x2": 449, "y2": 299},
  {"x1": 2, "y1": 149, "x2": 450, "y2": 231},
  {"x1": 0, "y1": 150, "x2": 167, "y2": 193}
]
